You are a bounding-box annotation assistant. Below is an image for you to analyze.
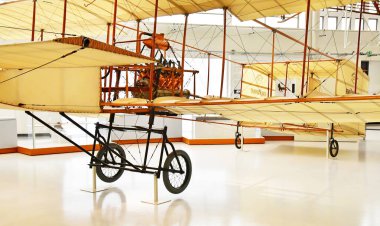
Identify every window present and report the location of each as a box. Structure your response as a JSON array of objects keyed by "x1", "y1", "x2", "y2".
[
  {"x1": 319, "y1": 16, "x2": 324, "y2": 30},
  {"x1": 340, "y1": 17, "x2": 351, "y2": 30},
  {"x1": 361, "y1": 61, "x2": 369, "y2": 75},
  {"x1": 368, "y1": 19, "x2": 378, "y2": 31},
  {"x1": 327, "y1": 17, "x2": 338, "y2": 30},
  {"x1": 354, "y1": 18, "x2": 364, "y2": 30}
]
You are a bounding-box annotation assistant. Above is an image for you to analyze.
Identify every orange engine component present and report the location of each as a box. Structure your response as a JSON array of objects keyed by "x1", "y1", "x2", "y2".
[
  {"x1": 158, "y1": 75, "x2": 178, "y2": 90},
  {"x1": 143, "y1": 33, "x2": 170, "y2": 51}
]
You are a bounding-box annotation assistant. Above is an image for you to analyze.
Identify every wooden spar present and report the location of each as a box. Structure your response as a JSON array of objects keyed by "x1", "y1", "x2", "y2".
[
  {"x1": 125, "y1": 70, "x2": 129, "y2": 98},
  {"x1": 114, "y1": 70, "x2": 121, "y2": 99},
  {"x1": 270, "y1": 31, "x2": 275, "y2": 97},
  {"x1": 106, "y1": 23, "x2": 111, "y2": 44},
  {"x1": 171, "y1": 70, "x2": 175, "y2": 95},
  {"x1": 99, "y1": 107, "x2": 334, "y2": 132},
  {"x1": 253, "y1": 19, "x2": 335, "y2": 61},
  {"x1": 117, "y1": 38, "x2": 165, "y2": 43},
  {"x1": 193, "y1": 73, "x2": 196, "y2": 99},
  {"x1": 154, "y1": 116, "x2": 331, "y2": 132},
  {"x1": 355, "y1": 0, "x2": 364, "y2": 94},
  {"x1": 112, "y1": 0, "x2": 118, "y2": 45},
  {"x1": 335, "y1": 60, "x2": 340, "y2": 96},
  {"x1": 374, "y1": 1, "x2": 380, "y2": 15},
  {"x1": 136, "y1": 20, "x2": 141, "y2": 54},
  {"x1": 149, "y1": 0, "x2": 159, "y2": 100},
  {"x1": 107, "y1": 69, "x2": 114, "y2": 100},
  {"x1": 284, "y1": 62, "x2": 289, "y2": 97},
  {"x1": 62, "y1": 0, "x2": 67, "y2": 38},
  {"x1": 40, "y1": 29, "x2": 44, "y2": 41},
  {"x1": 301, "y1": 0, "x2": 311, "y2": 97},
  {"x1": 220, "y1": 7, "x2": 227, "y2": 98},
  {"x1": 253, "y1": 59, "x2": 335, "y2": 65},
  {"x1": 116, "y1": 23, "x2": 243, "y2": 65},
  {"x1": 108, "y1": 0, "x2": 118, "y2": 102},
  {"x1": 104, "y1": 95, "x2": 380, "y2": 108},
  {"x1": 135, "y1": 20, "x2": 140, "y2": 86},
  {"x1": 104, "y1": 23, "x2": 111, "y2": 102},
  {"x1": 240, "y1": 64, "x2": 245, "y2": 98},
  {"x1": 306, "y1": 48, "x2": 311, "y2": 93},
  {"x1": 207, "y1": 53, "x2": 211, "y2": 95},
  {"x1": 267, "y1": 73, "x2": 270, "y2": 97},
  {"x1": 31, "y1": 0, "x2": 36, "y2": 41},
  {"x1": 181, "y1": 14, "x2": 189, "y2": 97}
]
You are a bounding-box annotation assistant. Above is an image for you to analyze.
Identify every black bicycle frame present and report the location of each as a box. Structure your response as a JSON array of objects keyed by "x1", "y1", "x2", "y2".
[{"x1": 26, "y1": 109, "x2": 183, "y2": 178}]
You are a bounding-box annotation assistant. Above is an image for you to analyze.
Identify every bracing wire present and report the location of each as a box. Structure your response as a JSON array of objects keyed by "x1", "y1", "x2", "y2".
[
  {"x1": 305, "y1": 31, "x2": 380, "y2": 97},
  {"x1": 111, "y1": 129, "x2": 140, "y2": 165},
  {"x1": 0, "y1": 45, "x2": 86, "y2": 85},
  {"x1": 0, "y1": 25, "x2": 77, "y2": 37},
  {"x1": 306, "y1": 1, "x2": 376, "y2": 97},
  {"x1": 147, "y1": 138, "x2": 162, "y2": 166}
]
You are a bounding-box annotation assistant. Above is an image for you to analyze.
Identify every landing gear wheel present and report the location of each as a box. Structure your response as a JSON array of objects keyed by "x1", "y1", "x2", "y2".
[
  {"x1": 96, "y1": 143, "x2": 126, "y2": 183},
  {"x1": 163, "y1": 150, "x2": 192, "y2": 194},
  {"x1": 329, "y1": 139, "x2": 339, "y2": 157},
  {"x1": 235, "y1": 132, "x2": 242, "y2": 149}
]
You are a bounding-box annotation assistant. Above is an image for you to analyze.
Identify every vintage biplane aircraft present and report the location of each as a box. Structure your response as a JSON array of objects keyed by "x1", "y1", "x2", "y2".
[{"x1": 0, "y1": 0, "x2": 379, "y2": 194}]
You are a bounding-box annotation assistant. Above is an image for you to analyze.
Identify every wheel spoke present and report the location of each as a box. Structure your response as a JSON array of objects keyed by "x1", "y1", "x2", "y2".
[
  {"x1": 163, "y1": 150, "x2": 191, "y2": 194},
  {"x1": 97, "y1": 144, "x2": 126, "y2": 182},
  {"x1": 168, "y1": 156, "x2": 187, "y2": 188}
]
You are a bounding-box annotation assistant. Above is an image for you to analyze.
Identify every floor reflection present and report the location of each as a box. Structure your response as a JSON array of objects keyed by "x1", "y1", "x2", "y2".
[
  {"x1": 163, "y1": 199, "x2": 192, "y2": 226},
  {"x1": 92, "y1": 188, "x2": 127, "y2": 225},
  {"x1": 358, "y1": 140, "x2": 367, "y2": 162},
  {"x1": 5, "y1": 139, "x2": 380, "y2": 226},
  {"x1": 271, "y1": 144, "x2": 327, "y2": 157},
  {"x1": 92, "y1": 188, "x2": 192, "y2": 226}
]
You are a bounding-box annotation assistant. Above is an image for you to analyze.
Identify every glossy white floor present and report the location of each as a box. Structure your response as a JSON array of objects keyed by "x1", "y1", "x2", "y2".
[{"x1": 1, "y1": 137, "x2": 380, "y2": 226}]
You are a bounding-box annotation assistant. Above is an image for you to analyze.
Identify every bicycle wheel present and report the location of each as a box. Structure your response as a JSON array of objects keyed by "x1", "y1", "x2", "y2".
[
  {"x1": 163, "y1": 150, "x2": 192, "y2": 194},
  {"x1": 329, "y1": 139, "x2": 339, "y2": 157},
  {"x1": 235, "y1": 133, "x2": 242, "y2": 149},
  {"x1": 96, "y1": 143, "x2": 126, "y2": 183}
]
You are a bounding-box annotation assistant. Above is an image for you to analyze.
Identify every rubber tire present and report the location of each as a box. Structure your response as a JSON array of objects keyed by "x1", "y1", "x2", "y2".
[
  {"x1": 96, "y1": 143, "x2": 126, "y2": 183},
  {"x1": 235, "y1": 133, "x2": 242, "y2": 149},
  {"x1": 329, "y1": 139, "x2": 339, "y2": 157},
  {"x1": 163, "y1": 150, "x2": 192, "y2": 194}
]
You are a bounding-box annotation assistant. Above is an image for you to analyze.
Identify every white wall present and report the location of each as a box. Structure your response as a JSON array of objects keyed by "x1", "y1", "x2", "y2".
[
  {"x1": 369, "y1": 61, "x2": 380, "y2": 94},
  {"x1": 17, "y1": 111, "x2": 61, "y2": 135},
  {"x1": 0, "y1": 118, "x2": 17, "y2": 148},
  {"x1": 0, "y1": 109, "x2": 16, "y2": 119}
]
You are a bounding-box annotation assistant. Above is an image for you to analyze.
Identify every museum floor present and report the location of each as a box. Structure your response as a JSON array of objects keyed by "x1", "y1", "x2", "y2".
[{"x1": 1, "y1": 138, "x2": 380, "y2": 226}]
